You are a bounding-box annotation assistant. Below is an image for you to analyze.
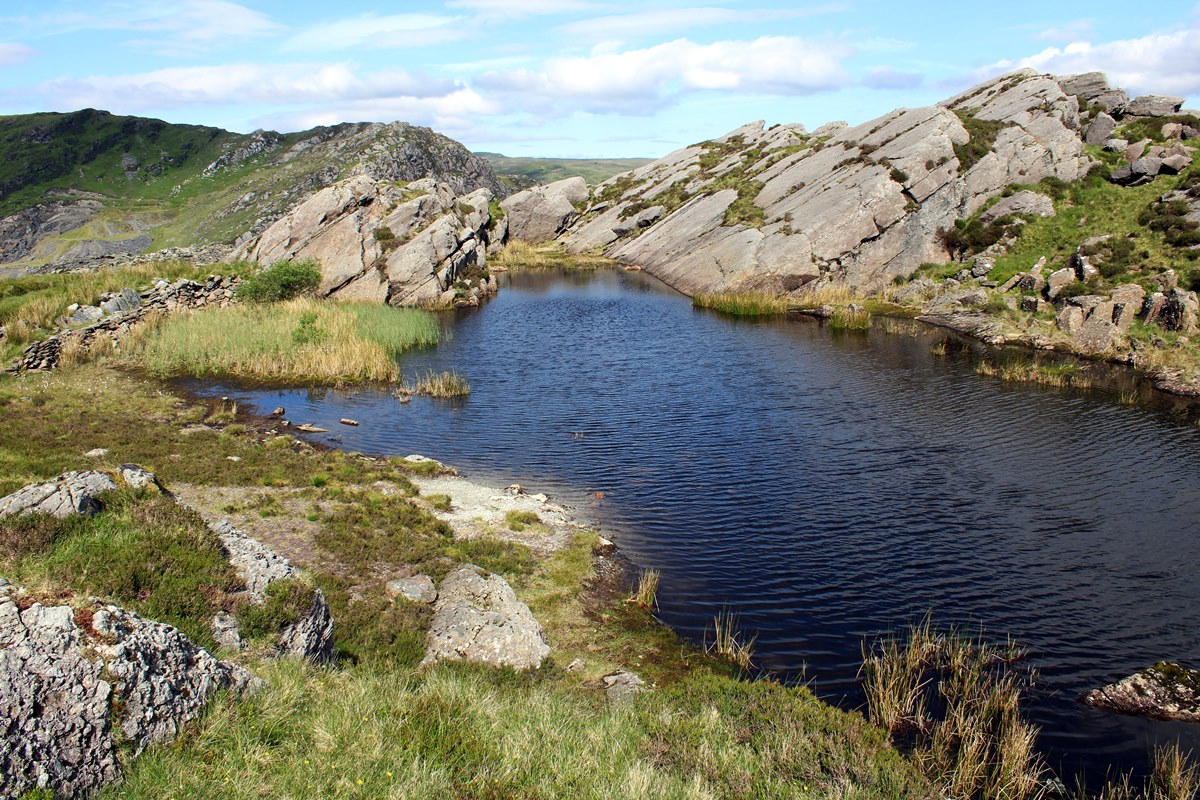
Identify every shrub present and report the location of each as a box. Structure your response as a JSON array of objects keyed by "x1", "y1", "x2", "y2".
[
  {"x1": 237, "y1": 259, "x2": 322, "y2": 304},
  {"x1": 952, "y1": 111, "x2": 1011, "y2": 174}
]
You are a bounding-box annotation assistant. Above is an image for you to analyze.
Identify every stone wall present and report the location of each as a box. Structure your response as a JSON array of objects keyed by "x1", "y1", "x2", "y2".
[{"x1": 9, "y1": 275, "x2": 240, "y2": 373}]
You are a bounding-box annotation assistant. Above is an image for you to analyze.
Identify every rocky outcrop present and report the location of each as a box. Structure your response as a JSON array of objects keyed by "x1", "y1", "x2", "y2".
[
  {"x1": 0, "y1": 199, "x2": 101, "y2": 263},
  {"x1": 1083, "y1": 662, "x2": 1200, "y2": 722},
  {"x1": 10, "y1": 275, "x2": 240, "y2": 373},
  {"x1": 422, "y1": 565, "x2": 550, "y2": 671},
  {"x1": 234, "y1": 176, "x2": 499, "y2": 307},
  {"x1": 387, "y1": 574, "x2": 438, "y2": 604},
  {"x1": 0, "y1": 470, "x2": 117, "y2": 518},
  {"x1": 555, "y1": 70, "x2": 1092, "y2": 295},
  {"x1": 0, "y1": 589, "x2": 255, "y2": 799},
  {"x1": 200, "y1": 518, "x2": 333, "y2": 663},
  {"x1": 979, "y1": 191, "x2": 1055, "y2": 224},
  {"x1": 502, "y1": 177, "x2": 589, "y2": 243}
]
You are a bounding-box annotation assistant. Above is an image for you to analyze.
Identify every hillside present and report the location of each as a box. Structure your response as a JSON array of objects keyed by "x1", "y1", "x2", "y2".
[
  {"x1": 477, "y1": 152, "x2": 653, "y2": 191},
  {"x1": 0, "y1": 109, "x2": 505, "y2": 268}
]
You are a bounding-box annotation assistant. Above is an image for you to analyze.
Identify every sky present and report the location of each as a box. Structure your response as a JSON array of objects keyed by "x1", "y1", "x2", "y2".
[{"x1": 0, "y1": 1, "x2": 1198, "y2": 159}]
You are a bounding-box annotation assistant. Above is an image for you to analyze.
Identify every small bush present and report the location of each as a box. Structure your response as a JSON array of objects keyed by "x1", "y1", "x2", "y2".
[
  {"x1": 236, "y1": 259, "x2": 322, "y2": 304},
  {"x1": 952, "y1": 111, "x2": 1011, "y2": 174}
]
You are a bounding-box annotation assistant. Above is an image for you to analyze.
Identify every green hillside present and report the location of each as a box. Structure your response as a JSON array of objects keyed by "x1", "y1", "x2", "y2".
[{"x1": 477, "y1": 152, "x2": 653, "y2": 190}]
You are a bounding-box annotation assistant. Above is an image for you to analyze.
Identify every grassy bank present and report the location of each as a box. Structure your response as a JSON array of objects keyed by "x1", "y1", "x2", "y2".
[
  {"x1": 129, "y1": 298, "x2": 439, "y2": 384},
  {"x1": 692, "y1": 291, "x2": 793, "y2": 316},
  {"x1": 0, "y1": 362, "x2": 935, "y2": 799}
]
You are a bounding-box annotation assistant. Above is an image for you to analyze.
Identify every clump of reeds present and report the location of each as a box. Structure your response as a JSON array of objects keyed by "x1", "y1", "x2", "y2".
[
  {"x1": 1070, "y1": 744, "x2": 1200, "y2": 800},
  {"x1": 692, "y1": 291, "x2": 792, "y2": 317},
  {"x1": 409, "y1": 369, "x2": 470, "y2": 397},
  {"x1": 829, "y1": 306, "x2": 872, "y2": 332},
  {"x1": 975, "y1": 357, "x2": 1093, "y2": 390},
  {"x1": 930, "y1": 340, "x2": 949, "y2": 356},
  {"x1": 491, "y1": 241, "x2": 613, "y2": 271},
  {"x1": 626, "y1": 568, "x2": 660, "y2": 609},
  {"x1": 129, "y1": 298, "x2": 438, "y2": 384},
  {"x1": 861, "y1": 616, "x2": 1044, "y2": 800},
  {"x1": 705, "y1": 607, "x2": 757, "y2": 671}
]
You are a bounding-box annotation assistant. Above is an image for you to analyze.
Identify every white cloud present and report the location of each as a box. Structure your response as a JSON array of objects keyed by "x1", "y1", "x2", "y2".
[
  {"x1": 558, "y1": 5, "x2": 846, "y2": 42},
  {"x1": 476, "y1": 36, "x2": 851, "y2": 115},
  {"x1": 23, "y1": 1, "x2": 280, "y2": 55},
  {"x1": 37, "y1": 63, "x2": 467, "y2": 113},
  {"x1": 444, "y1": 0, "x2": 596, "y2": 16},
  {"x1": 254, "y1": 89, "x2": 499, "y2": 137},
  {"x1": 283, "y1": 13, "x2": 468, "y2": 52},
  {"x1": 986, "y1": 24, "x2": 1200, "y2": 99},
  {"x1": 861, "y1": 67, "x2": 922, "y2": 90},
  {"x1": 0, "y1": 43, "x2": 36, "y2": 67}
]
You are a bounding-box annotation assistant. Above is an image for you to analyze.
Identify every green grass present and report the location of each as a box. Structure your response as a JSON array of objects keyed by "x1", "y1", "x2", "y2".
[
  {"x1": 236, "y1": 259, "x2": 321, "y2": 303},
  {"x1": 130, "y1": 298, "x2": 439, "y2": 384},
  {"x1": 952, "y1": 111, "x2": 1012, "y2": 174},
  {"x1": 505, "y1": 509, "x2": 541, "y2": 532},
  {"x1": 692, "y1": 291, "x2": 792, "y2": 316}
]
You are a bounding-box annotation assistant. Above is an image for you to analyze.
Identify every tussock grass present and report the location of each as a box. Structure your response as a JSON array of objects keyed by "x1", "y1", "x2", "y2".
[
  {"x1": 975, "y1": 357, "x2": 1094, "y2": 390},
  {"x1": 692, "y1": 291, "x2": 791, "y2": 316},
  {"x1": 505, "y1": 509, "x2": 541, "y2": 532},
  {"x1": 861, "y1": 617, "x2": 1043, "y2": 800},
  {"x1": 794, "y1": 283, "x2": 862, "y2": 307},
  {"x1": 492, "y1": 240, "x2": 614, "y2": 271},
  {"x1": 830, "y1": 306, "x2": 873, "y2": 332},
  {"x1": 627, "y1": 568, "x2": 660, "y2": 609},
  {"x1": 409, "y1": 369, "x2": 470, "y2": 397},
  {"x1": 704, "y1": 607, "x2": 757, "y2": 671},
  {"x1": 130, "y1": 298, "x2": 439, "y2": 384}
]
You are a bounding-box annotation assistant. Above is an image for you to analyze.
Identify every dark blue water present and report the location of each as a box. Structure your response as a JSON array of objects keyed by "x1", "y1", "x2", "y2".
[{"x1": 194, "y1": 268, "x2": 1200, "y2": 780}]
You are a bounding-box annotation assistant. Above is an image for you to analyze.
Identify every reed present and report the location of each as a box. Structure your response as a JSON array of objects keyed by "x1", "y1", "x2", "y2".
[
  {"x1": 692, "y1": 291, "x2": 792, "y2": 317},
  {"x1": 409, "y1": 369, "x2": 470, "y2": 397},
  {"x1": 626, "y1": 568, "x2": 660, "y2": 609},
  {"x1": 976, "y1": 358, "x2": 1093, "y2": 390},
  {"x1": 829, "y1": 306, "x2": 872, "y2": 331},
  {"x1": 705, "y1": 607, "x2": 757, "y2": 671},
  {"x1": 130, "y1": 298, "x2": 439, "y2": 384},
  {"x1": 491, "y1": 240, "x2": 613, "y2": 271},
  {"x1": 862, "y1": 617, "x2": 1044, "y2": 800}
]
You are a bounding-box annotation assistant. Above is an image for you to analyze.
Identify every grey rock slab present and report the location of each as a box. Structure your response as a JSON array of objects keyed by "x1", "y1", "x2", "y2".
[
  {"x1": 1057, "y1": 305, "x2": 1084, "y2": 334},
  {"x1": 387, "y1": 574, "x2": 437, "y2": 604},
  {"x1": 1161, "y1": 154, "x2": 1193, "y2": 174},
  {"x1": 1046, "y1": 267, "x2": 1078, "y2": 300},
  {"x1": 0, "y1": 470, "x2": 118, "y2": 518},
  {"x1": 209, "y1": 518, "x2": 298, "y2": 597},
  {"x1": 422, "y1": 565, "x2": 550, "y2": 671},
  {"x1": 275, "y1": 588, "x2": 335, "y2": 664},
  {"x1": 1085, "y1": 113, "x2": 1117, "y2": 146},
  {"x1": 1126, "y1": 95, "x2": 1185, "y2": 117},
  {"x1": 1076, "y1": 315, "x2": 1120, "y2": 353},
  {"x1": 1082, "y1": 662, "x2": 1200, "y2": 722},
  {"x1": 501, "y1": 177, "x2": 588, "y2": 244},
  {"x1": 979, "y1": 191, "x2": 1055, "y2": 224}
]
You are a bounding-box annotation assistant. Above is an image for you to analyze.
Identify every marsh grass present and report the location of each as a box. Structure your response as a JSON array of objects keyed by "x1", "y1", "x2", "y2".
[
  {"x1": 976, "y1": 358, "x2": 1094, "y2": 390},
  {"x1": 627, "y1": 568, "x2": 660, "y2": 610},
  {"x1": 704, "y1": 607, "x2": 757, "y2": 671},
  {"x1": 505, "y1": 509, "x2": 540, "y2": 532},
  {"x1": 830, "y1": 306, "x2": 873, "y2": 332},
  {"x1": 492, "y1": 240, "x2": 614, "y2": 271},
  {"x1": 409, "y1": 369, "x2": 470, "y2": 397},
  {"x1": 861, "y1": 617, "x2": 1043, "y2": 800},
  {"x1": 1071, "y1": 744, "x2": 1200, "y2": 800},
  {"x1": 131, "y1": 298, "x2": 439, "y2": 384},
  {"x1": 692, "y1": 291, "x2": 791, "y2": 316}
]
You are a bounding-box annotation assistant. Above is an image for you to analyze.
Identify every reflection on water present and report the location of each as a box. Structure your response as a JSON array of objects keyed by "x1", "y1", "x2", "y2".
[{"x1": 189, "y1": 268, "x2": 1200, "y2": 781}]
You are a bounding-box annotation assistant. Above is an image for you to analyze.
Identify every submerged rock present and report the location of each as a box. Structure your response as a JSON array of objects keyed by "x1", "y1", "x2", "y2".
[
  {"x1": 422, "y1": 565, "x2": 550, "y2": 671},
  {"x1": 1083, "y1": 662, "x2": 1200, "y2": 722}
]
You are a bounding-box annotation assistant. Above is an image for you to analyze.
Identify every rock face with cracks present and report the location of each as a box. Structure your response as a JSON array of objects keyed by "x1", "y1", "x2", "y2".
[
  {"x1": 549, "y1": 69, "x2": 1097, "y2": 295},
  {"x1": 422, "y1": 565, "x2": 550, "y2": 671},
  {"x1": 234, "y1": 175, "x2": 499, "y2": 307},
  {"x1": 0, "y1": 470, "x2": 117, "y2": 518}
]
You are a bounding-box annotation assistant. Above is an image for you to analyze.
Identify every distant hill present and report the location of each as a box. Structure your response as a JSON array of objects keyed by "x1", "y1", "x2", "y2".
[
  {"x1": 0, "y1": 109, "x2": 504, "y2": 267},
  {"x1": 476, "y1": 152, "x2": 653, "y2": 191}
]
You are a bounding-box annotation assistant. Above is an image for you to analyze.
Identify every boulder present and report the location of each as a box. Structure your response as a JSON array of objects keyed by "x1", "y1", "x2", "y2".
[
  {"x1": 1085, "y1": 113, "x2": 1117, "y2": 146},
  {"x1": 501, "y1": 177, "x2": 589, "y2": 244},
  {"x1": 979, "y1": 191, "x2": 1056, "y2": 224},
  {"x1": 603, "y1": 670, "x2": 647, "y2": 704},
  {"x1": 98, "y1": 288, "x2": 141, "y2": 316},
  {"x1": 422, "y1": 565, "x2": 550, "y2": 671},
  {"x1": 0, "y1": 596, "x2": 255, "y2": 799},
  {"x1": 1110, "y1": 284, "x2": 1147, "y2": 330},
  {"x1": 1162, "y1": 122, "x2": 1184, "y2": 140},
  {"x1": 1076, "y1": 314, "x2": 1120, "y2": 353},
  {"x1": 1057, "y1": 305, "x2": 1084, "y2": 334},
  {"x1": 1046, "y1": 267, "x2": 1078, "y2": 300},
  {"x1": 970, "y1": 256, "x2": 996, "y2": 278},
  {"x1": 70, "y1": 305, "x2": 104, "y2": 325},
  {"x1": 1153, "y1": 269, "x2": 1179, "y2": 291},
  {"x1": 1161, "y1": 154, "x2": 1192, "y2": 174},
  {"x1": 386, "y1": 574, "x2": 437, "y2": 604},
  {"x1": 1144, "y1": 288, "x2": 1199, "y2": 332},
  {"x1": 0, "y1": 471, "x2": 117, "y2": 518},
  {"x1": 1126, "y1": 95, "x2": 1185, "y2": 117},
  {"x1": 1058, "y1": 72, "x2": 1128, "y2": 112},
  {"x1": 1083, "y1": 662, "x2": 1200, "y2": 722}
]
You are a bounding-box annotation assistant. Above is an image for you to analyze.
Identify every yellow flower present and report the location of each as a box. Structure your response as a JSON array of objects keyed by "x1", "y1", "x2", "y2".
[
  {"x1": 386, "y1": 771, "x2": 393, "y2": 778},
  {"x1": 357, "y1": 779, "x2": 364, "y2": 785}
]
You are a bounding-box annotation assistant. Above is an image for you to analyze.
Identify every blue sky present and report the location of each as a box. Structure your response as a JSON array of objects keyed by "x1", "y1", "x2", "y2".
[{"x1": 0, "y1": 1, "x2": 1198, "y2": 158}]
